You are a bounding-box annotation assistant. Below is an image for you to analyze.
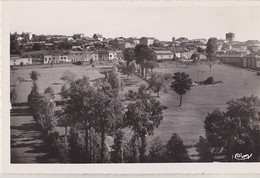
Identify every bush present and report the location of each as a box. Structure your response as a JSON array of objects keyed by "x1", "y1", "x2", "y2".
[
  {"x1": 203, "y1": 77, "x2": 214, "y2": 85},
  {"x1": 73, "y1": 61, "x2": 83, "y2": 65}
]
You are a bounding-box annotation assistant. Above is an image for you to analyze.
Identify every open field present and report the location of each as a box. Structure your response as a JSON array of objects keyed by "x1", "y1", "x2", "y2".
[{"x1": 11, "y1": 62, "x2": 260, "y2": 160}]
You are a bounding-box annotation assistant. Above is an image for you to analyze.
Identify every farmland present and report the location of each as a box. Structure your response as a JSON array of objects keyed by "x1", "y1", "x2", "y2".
[{"x1": 10, "y1": 62, "x2": 260, "y2": 159}]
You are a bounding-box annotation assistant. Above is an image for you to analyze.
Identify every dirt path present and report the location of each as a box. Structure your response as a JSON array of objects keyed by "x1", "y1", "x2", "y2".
[{"x1": 11, "y1": 104, "x2": 59, "y2": 163}]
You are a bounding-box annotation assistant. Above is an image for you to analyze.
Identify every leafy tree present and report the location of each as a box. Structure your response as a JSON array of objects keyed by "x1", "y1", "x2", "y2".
[
  {"x1": 134, "y1": 44, "x2": 156, "y2": 78},
  {"x1": 204, "y1": 96, "x2": 260, "y2": 161},
  {"x1": 195, "y1": 136, "x2": 213, "y2": 162},
  {"x1": 121, "y1": 63, "x2": 136, "y2": 79},
  {"x1": 29, "y1": 71, "x2": 41, "y2": 82},
  {"x1": 144, "y1": 61, "x2": 159, "y2": 73},
  {"x1": 10, "y1": 88, "x2": 17, "y2": 105},
  {"x1": 147, "y1": 137, "x2": 166, "y2": 162},
  {"x1": 123, "y1": 48, "x2": 135, "y2": 66},
  {"x1": 17, "y1": 76, "x2": 25, "y2": 86},
  {"x1": 111, "y1": 130, "x2": 124, "y2": 163},
  {"x1": 44, "y1": 86, "x2": 55, "y2": 99},
  {"x1": 33, "y1": 43, "x2": 44, "y2": 51},
  {"x1": 206, "y1": 38, "x2": 218, "y2": 60},
  {"x1": 165, "y1": 133, "x2": 191, "y2": 162},
  {"x1": 171, "y1": 72, "x2": 193, "y2": 106},
  {"x1": 147, "y1": 72, "x2": 172, "y2": 97},
  {"x1": 60, "y1": 70, "x2": 77, "y2": 83},
  {"x1": 124, "y1": 99, "x2": 164, "y2": 162},
  {"x1": 91, "y1": 89, "x2": 123, "y2": 162}
]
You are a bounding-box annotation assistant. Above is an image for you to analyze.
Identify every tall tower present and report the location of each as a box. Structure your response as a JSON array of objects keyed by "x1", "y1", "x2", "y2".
[{"x1": 226, "y1": 32, "x2": 235, "y2": 42}]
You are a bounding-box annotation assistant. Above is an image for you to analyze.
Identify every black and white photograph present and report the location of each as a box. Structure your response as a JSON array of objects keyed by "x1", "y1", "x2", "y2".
[{"x1": 2, "y1": 0, "x2": 260, "y2": 174}]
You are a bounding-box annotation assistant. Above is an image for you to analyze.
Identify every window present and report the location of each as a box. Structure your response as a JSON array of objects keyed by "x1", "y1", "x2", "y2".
[
  {"x1": 28, "y1": 59, "x2": 30, "y2": 62},
  {"x1": 110, "y1": 55, "x2": 112, "y2": 57}
]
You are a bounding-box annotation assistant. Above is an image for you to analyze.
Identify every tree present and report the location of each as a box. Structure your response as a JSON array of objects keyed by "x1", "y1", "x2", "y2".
[
  {"x1": 206, "y1": 38, "x2": 218, "y2": 61},
  {"x1": 123, "y1": 48, "x2": 135, "y2": 66},
  {"x1": 165, "y1": 133, "x2": 191, "y2": 162},
  {"x1": 120, "y1": 63, "x2": 135, "y2": 78},
  {"x1": 147, "y1": 137, "x2": 166, "y2": 162},
  {"x1": 29, "y1": 71, "x2": 41, "y2": 82},
  {"x1": 124, "y1": 99, "x2": 164, "y2": 162},
  {"x1": 204, "y1": 96, "x2": 260, "y2": 161},
  {"x1": 111, "y1": 130, "x2": 124, "y2": 163},
  {"x1": 145, "y1": 61, "x2": 159, "y2": 73},
  {"x1": 195, "y1": 136, "x2": 213, "y2": 162},
  {"x1": 44, "y1": 86, "x2": 55, "y2": 99},
  {"x1": 134, "y1": 44, "x2": 156, "y2": 78},
  {"x1": 91, "y1": 89, "x2": 123, "y2": 162},
  {"x1": 60, "y1": 70, "x2": 77, "y2": 83},
  {"x1": 171, "y1": 72, "x2": 193, "y2": 106},
  {"x1": 33, "y1": 43, "x2": 44, "y2": 51},
  {"x1": 17, "y1": 76, "x2": 25, "y2": 86},
  {"x1": 10, "y1": 88, "x2": 17, "y2": 105},
  {"x1": 147, "y1": 72, "x2": 172, "y2": 97}
]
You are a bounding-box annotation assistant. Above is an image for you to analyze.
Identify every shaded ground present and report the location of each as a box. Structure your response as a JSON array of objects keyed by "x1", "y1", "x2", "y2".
[{"x1": 11, "y1": 105, "x2": 59, "y2": 163}]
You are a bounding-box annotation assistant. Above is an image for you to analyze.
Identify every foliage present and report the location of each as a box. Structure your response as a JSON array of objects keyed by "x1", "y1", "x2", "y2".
[
  {"x1": 29, "y1": 71, "x2": 41, "y2": 81},
  {"x1": 165, "y1": 133, "x2": 191, "y2": 162},
  {"x1": 111, "y1": 130, "x2": 124, "y2": 163},
  {"x1": 123, "y1": 48, "x2": 135, "y2": 66},
  {"x1": 60, "y1": 70, "x2": 77, "y2": 83},
  {"x1": 147, "y1": 137, "x2": 166, "y2": 162},
  {"x1": 17, "y1": 77, "x2": 25, "y2": 86},
  {"x1": 125, "y1": 85, "x2": 150, "y2": 101},
  {"x1": 44, "y1": 86, "x2": 55, "y2": 99},
  {"x1": 147, "y1": 72, "x2": 172, "y2": 97},
  {"x1": 143, "y1": 61, "x2": 159, "y2": 73},
  {"x1": 124, "y1": 99, "x2": 164, "y2": 162},
  {"x1": 203, "y1": 77, "x2": 214, "y2": 85},
  {"x1": 195, "y1": 136, "x2": 213, "y2": 162},
  {"x1": 120, "y1": 63, "x2": 136, "y2": 78},
  {"x1": 73, "y1": 61, "x2": 83, "y2": 65},
  {"x1": 171, "y1": 72, "x2": 193, "y2": 106},
  {"x1": 33, "y1": 43, "x2": 44, "y2": 51},
  {"x1": 204, "y1": 96, "x2": 260, "y2": 161},
  {"x1": 10, "y1": 88, "x2": 17, "y2": 105},
  {"x1": 206, "y1": 38, "x2": 218, "y2": 60}
]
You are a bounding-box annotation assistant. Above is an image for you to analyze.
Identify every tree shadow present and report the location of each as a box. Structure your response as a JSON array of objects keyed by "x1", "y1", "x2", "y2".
[{"x1": 10, "y1": 107, "x2": 31, "y2": 116}]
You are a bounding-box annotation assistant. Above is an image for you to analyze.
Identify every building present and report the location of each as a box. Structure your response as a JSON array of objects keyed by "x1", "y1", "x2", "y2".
[
  {"x1": 93, "y1": 34, "x2": 103, "y2": 41},
  {"x1": 217, "y1": 53, "x2": 260, "y2": 69},
  {"x1": 153, "y1": 50, "x2": 174, "y2": 61},
  {"x1": 43, "y1": 54, "x2": 69, "y2": 64},
  {"x1": 10, "y1": 56, "x2": 32, "y2": 66},
  {"x1": 68, "y1": 51, "x2": 96, "y2": 62},
  {"x1": 73, "y1": 34, "x2": 84, "y2": 39},
  {"x1": 127, "y1": 37, "x2": 140, "y2": 45},
  {"x1": 226, "y1": 32, "x2": 235, "y2": 42},
  {"x1": 140, "y1": 37, "x2": 155, "y2": 46},
  {"x1": 171, "y1": 48, "x2": 194, "y2": 59},
  {"x1": 97, "y1": 50, "x2": 118, "y2": 61}
]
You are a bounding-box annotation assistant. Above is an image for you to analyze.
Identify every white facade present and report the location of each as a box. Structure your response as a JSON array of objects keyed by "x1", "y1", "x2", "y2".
[
  {"x1": 10, "y1": 57, "x2": 32, "y2": 66},
  {"x1": 154, "y1": 50, "x2": 174, "y2": 61},
  {"x1": 68, "y1": 51, "x2": 96, "y2": 62},
  {"x1": 43, "y1": 55, "x2": 69, "y2": 64}
]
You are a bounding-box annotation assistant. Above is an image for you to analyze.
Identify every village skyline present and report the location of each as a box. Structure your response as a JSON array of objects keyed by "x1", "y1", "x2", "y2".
[{"x1": 5, "y1": 1, "x2": 260, "y2": 42}]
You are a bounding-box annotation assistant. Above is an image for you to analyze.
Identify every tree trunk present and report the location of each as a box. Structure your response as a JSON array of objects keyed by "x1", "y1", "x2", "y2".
[
  {"x1": 89, "y1": 128, "x2": 92, "y2": 163},
  {"x1": 141, "y1": 66, "x2": 144, "y2": 79},
  {"x1": 145, "y1": 67, "x2": 148, "y2": 79},
  {"x1": 180, "y1": 94, "x2": 183, "y2": 106},
  {"x1": 157, "y1": 91, "x2": 160, "y2": 97},
  {"x1": 101, "y1": 125, "x2": 105, "y2": 163},
  {"x1": 133, "y1": 130, "x2": 139, "y2": 163},
  {"x1": 140, "y1": 129, "x2": 147, "y2": 163},
  {"x1": 85, "y1": 127, "x2": 90, "y2": 162}
]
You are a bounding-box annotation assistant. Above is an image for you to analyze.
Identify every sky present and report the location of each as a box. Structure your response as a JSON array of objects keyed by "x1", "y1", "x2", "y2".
[{"x1": 3, "y1": 1, "x2": 260, "y2": 41}]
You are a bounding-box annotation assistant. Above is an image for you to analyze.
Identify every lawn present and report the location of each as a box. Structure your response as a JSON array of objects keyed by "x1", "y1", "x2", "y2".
[{"x1": 10, "y1": 61, "x2": 260, "y2": 160}]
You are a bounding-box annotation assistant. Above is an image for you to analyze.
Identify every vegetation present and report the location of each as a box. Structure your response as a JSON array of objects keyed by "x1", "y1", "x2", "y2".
[
  {"x1": 171, "y1": 72, "x2": 193, "y2": 106},
  {"x1": 124, "y1": 99, "x2": 164, "y2": 162},
  {"x1": 200, "y1": 96, "x2": 260, "y2": 161},
  {"x1": 147, "y1": 72, "x2": 172, "y2": 97}
]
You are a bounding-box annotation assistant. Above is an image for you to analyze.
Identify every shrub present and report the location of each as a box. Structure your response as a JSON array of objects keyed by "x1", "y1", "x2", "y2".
[
  {"x1": 73, "y1": 61, "x2": 83, "y2": 65},
  {"x1": 203, "y1": 77, "x2": 214, "y2": 85}
]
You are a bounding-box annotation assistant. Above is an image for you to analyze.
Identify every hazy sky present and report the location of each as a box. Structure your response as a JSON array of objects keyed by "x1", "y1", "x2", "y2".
[{"x1": 4, "y1": 1, "x2": 260, "y2": 41}]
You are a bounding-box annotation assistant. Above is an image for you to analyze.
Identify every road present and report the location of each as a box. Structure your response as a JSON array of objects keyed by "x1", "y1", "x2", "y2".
[{"x1": 11, "y1": 104, "x2": 59, "y2": 163}]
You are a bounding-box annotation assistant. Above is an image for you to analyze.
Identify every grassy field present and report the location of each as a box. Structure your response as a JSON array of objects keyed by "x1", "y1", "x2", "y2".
[{"x1": 10, "y1": 62, "x2": 260, "y2": 160}]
